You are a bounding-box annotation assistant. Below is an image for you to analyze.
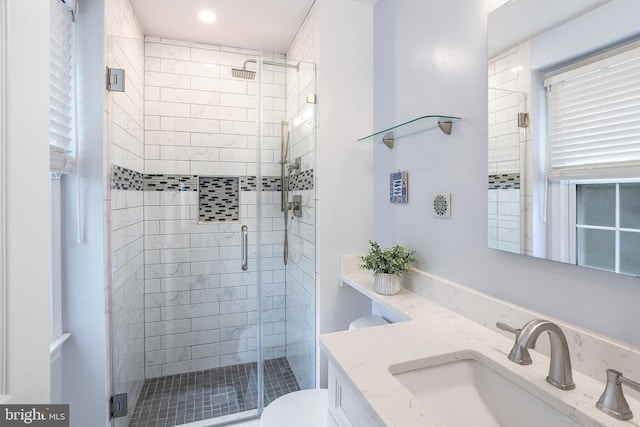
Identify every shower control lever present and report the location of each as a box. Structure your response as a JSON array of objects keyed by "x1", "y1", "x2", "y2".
[
  {"x1": 288, "y1": 196, "x2": 302, "y2": 219},
  {"x1": 287, "y1": 157, "x2": 301, "y2": 174}
]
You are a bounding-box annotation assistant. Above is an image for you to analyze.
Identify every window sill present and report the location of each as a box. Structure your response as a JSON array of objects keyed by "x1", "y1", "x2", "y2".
[{"x1": 50, "y1": 333, "x2": 71, "y2": 365}]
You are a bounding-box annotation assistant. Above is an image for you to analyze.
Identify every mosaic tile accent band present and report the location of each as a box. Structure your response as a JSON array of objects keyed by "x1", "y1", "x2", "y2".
[
  {"x1": 240, "y1": 176, "x2": 282, "y2": 192},
  {"x1": 111, "y1": 165, "x2": 144, "y2": 191},
  {"x1": 488, "y1": 173, "x2": 521, "y2": 190},
  {"x1": 145, "y1": 174, "x2": 198, "y2": 192},
  {"x1": 111, "y1": 168, "x2": 315, "y2": 193},
  {"x1": 287, "y1": 169, "x2": 314, "y2": 191},
  {"x1": 199, "y1": 177, "x2": 240, "y2": 222}
]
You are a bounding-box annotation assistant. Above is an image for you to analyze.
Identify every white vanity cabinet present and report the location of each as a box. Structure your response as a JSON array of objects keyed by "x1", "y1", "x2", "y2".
[{"x1": 327, "y1": 361, "x2": 385, "y2": 427}]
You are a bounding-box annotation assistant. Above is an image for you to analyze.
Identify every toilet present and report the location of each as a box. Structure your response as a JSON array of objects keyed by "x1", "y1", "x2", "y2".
[
  {"x1": 259, "y1": 388, "x2": 328, "y2": 427},
  {"x1": 348, "y1": 314, "x2": 389, "y2": 330},
  {"x1": 259, "y1": 315, "x2": 390, "y2": 427}
]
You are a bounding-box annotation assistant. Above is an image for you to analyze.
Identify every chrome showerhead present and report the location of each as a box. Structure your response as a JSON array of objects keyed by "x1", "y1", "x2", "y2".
[
  {"x1": 232, "y1": 58, "x2": 299, "y2": 80},
  {"x1": 231, "y1": 67, "x2": 256, "y2": 80}
]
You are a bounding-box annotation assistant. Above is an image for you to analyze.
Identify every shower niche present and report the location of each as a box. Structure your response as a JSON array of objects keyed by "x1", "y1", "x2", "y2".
[
  {"x1": 198, "y1": 176, "x2": 240, "y2": 222},
  {"x1": 108, "y1": 35, "x2": 316, "y2": 427}
]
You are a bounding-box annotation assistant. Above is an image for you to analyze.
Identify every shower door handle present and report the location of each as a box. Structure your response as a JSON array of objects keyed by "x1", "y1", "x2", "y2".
[{"x1": 241, "y1": 225, "x2": 248, "y2": 271}]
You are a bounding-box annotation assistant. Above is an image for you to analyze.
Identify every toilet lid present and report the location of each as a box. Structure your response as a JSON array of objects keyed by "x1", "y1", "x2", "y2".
[{"x1": 260, "y1": 389, "x2": 328, "y2": 427}]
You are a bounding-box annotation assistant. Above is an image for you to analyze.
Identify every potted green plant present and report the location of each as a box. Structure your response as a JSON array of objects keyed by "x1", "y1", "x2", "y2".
[{"x1": 359, "y1": 240, "x2": 417, "y2": 295}]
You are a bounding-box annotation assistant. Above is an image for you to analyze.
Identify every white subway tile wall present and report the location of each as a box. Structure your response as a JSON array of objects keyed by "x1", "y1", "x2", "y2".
[
  {"x1": 110, "y1": 37, "x2": 145, "y2": 173},
  {"x1": 143, "y1": 38, "x2": 289, "y2": 377},
  {"x1": 487, "y1": 42, "x2": 532, "y2": 255}
]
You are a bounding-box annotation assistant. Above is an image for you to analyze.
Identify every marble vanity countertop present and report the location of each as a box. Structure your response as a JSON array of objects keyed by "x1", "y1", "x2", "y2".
[{"x1": 319, "y1": 266, "x2": 640, "y2": 427}]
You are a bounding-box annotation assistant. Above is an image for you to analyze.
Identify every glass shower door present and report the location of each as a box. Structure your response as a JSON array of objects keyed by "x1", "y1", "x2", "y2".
[
  {"x1": 108, "y1": 37, "x2": 316, "y2": 426},
  {"x1": 276, "y1": 59, "x2": 317, "y2": 393},
  {"x1": 106, "y1": 34, "x2": 267, "y2": 427},
  {"x1": 107, "y1": 35, "x2": 146, "y2": 427},
  {"x1": 254, "y1": 57, "x2": 318, "y2": 409}
]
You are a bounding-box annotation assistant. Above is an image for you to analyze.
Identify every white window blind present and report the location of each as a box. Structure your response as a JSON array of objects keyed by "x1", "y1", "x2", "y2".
[
  {"x1": 50, "y1": 0, "x2": 76, "y2": 175},
  {"x1": 545, "y1": 45, "x2": 640, "y2": 181}
]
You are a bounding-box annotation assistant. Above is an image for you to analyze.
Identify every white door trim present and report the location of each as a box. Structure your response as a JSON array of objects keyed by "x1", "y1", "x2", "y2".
[
  {"x1": 2, "y1": 0, "x2": 51, "y2": 403},
  {"x1": 0, "y1": 0, "x2": 9, "y2": 400}
]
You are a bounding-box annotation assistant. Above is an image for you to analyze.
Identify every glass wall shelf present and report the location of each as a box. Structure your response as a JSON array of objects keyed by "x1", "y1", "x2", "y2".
[{"x1": 358, "y1": 115, "x2": 461, "y2": 149}]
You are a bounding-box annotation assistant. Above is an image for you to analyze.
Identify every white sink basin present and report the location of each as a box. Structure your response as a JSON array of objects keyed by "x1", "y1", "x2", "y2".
[{"x1": 390, "y1": 354, "x2": 581, "y2": 427}]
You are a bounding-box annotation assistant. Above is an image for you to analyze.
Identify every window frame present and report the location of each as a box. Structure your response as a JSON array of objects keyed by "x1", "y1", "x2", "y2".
[
  {"x1": 50, "y1": 179, "x2": 63, "y2": 340},
  {"x1": 570, "y1": 180, "x2": 640, "y2": 274},
  {"x1": 544, "y1": 41, "x2": 640, "y2": 181}
]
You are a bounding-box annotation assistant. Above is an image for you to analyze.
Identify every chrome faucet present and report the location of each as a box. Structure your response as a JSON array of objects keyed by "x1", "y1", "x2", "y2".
[
  {"x1": 497, "y1": 319, "x2": 575, "y2": 390},
  {"x1": 596, "y1": 369, "x2": 640, "y2": 420}
]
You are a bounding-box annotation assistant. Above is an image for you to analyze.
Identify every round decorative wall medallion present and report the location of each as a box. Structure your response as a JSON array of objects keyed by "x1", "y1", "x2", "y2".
[{"x1": 433, "y1": 192, "x2": 451, "y2": 218}]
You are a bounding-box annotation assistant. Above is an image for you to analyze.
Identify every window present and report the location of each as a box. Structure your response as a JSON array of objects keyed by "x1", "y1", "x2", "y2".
[
  {"x1": 545, "y1": 44, "x2": 640, "y2": 181},
  {"x1": 545, "y1": 43, "x2": 640, "y2": 275},
  {"x1": 575, "y1": 183, "x2": 640, "y2": 276},
  {"x1": 50, "y1": 0, "x2": 76, "y2": 175},
  {"x1": 50, "y1": 0, "x2": 76, "y2": 342}
]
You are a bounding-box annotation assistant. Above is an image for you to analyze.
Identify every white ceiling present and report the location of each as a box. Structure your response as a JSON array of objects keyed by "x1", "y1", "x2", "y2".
[{"x1": 130, "y1": 0, "x2": 316, "y2": 54}]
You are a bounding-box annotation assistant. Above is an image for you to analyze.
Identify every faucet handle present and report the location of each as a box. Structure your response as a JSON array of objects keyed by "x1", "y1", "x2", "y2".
[
  {"x1": 496, "y1": 322, "x2": 521, "y2": 336},
  {"x1": 496, "y1": 322, "x2": 532, "y2": 365},
  {"x1": 597, "y1": 369, "x2": 640, "y2": 420}
]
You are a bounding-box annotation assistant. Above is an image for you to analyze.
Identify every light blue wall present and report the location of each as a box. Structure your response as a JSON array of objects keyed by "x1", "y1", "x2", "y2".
[
  {"x1": 316, "y1": 0, "x2": 375, "y2": 388},
  {"x1": 372, "y1": 0, "x2": 640, "y2": 348}
]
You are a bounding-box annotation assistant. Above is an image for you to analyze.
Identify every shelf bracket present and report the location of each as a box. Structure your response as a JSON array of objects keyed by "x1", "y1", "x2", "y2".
[
  {"x1": 383, "y1": 132, "x2": 394, "y2": 149},
  {"x1": 381, "y1": 120, "x2": 454, "y2": 149},
  {"x1": 438, "y1": 120, "x2": 453, "y2": 135}
]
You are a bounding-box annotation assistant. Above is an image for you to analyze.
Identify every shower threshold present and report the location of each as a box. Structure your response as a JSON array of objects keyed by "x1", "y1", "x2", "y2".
[{"x1": 129, "y1": 357, "x2": 299, "y2": 427}]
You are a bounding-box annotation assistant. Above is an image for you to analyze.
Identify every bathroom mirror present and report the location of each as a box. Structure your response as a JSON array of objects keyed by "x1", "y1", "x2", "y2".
[{"x1": 487, "y1": 0, "x2": 640, "y2": 276}]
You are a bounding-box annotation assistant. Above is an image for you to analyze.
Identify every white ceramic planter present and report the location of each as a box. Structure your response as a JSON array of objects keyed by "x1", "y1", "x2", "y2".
[{"x1": 374, "y1": 273, "x2": 401, "y2": 295}]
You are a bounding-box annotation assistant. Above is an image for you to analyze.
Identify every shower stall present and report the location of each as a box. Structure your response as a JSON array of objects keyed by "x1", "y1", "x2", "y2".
[{"x1": 108, "y1": 36, "x2": 317, "y2": 426}]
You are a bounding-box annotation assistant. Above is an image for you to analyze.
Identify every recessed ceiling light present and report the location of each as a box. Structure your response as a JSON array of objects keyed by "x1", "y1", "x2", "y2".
[{"x1": 198, "y1": 10, "x2": 217, "y2": 23}]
